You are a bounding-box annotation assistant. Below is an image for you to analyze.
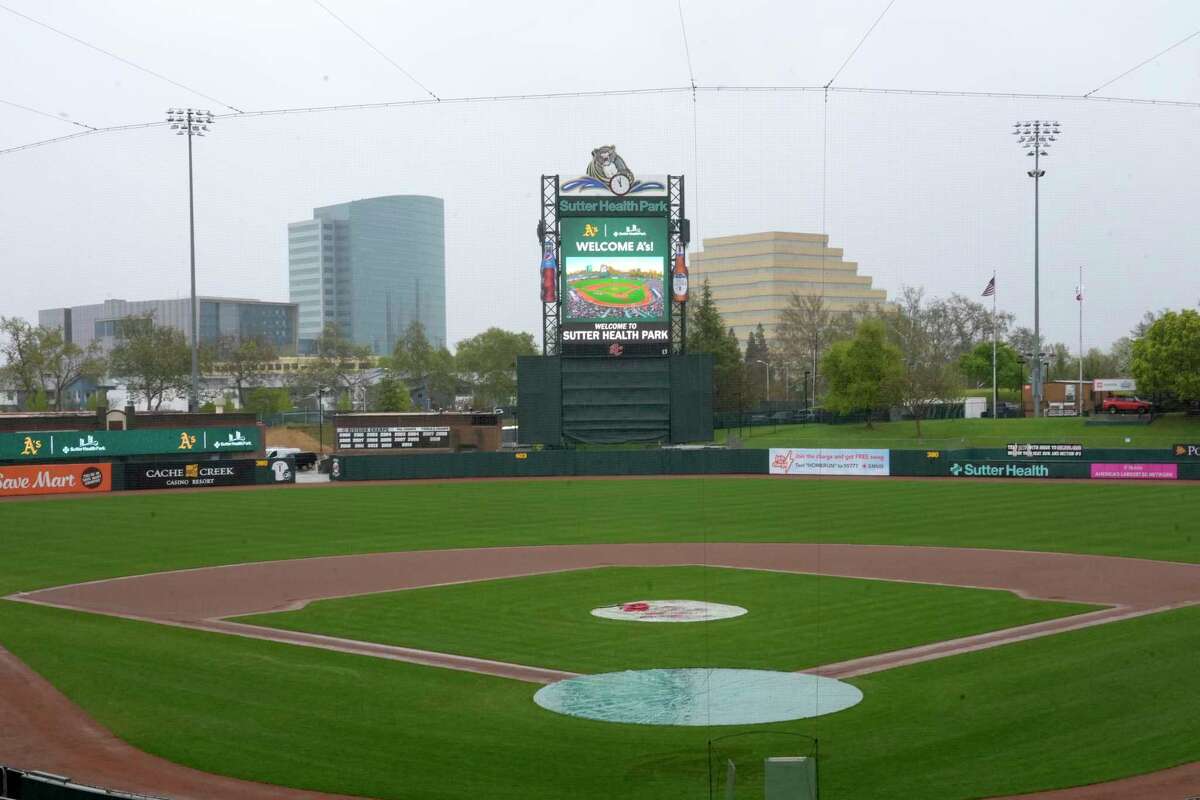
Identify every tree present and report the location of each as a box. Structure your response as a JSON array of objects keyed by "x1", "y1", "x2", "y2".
[
  {"x1": 959, "y1": 341, "x2": 1023, "y2": 396},
  {"x1": 821, "y1": 319, "x2": 903, "y2": 428},
  {"x1": 370, "y1": 376, "x2": 416, "y2": 412},
  {"x1": 1132, "y1": 309, "x2": 1200, "y2": 403},
  {"x1": 743, "y1": 323, "x2": 770, "y2": 405},
  {"x1": 109, "y1": 316, "x2": 194, "y2": 410},
  {"x1": 0, "y1": 317, "x2": 47, "y2": 402},
  {"x1": 774, "y1": 294, "x2": 855, "y2": 402},
  {"x1": 40, "y1": 328, "x2": 106, "y2": 410},
  {"x1": 295, "y1": 324, "x2": 375, "y2": 410},
  {"x1": 686, "y1": 280, "x2": 744, "y2": 412},
  {"x1": 454, "y1": 327, "x2": 537, "y2": 410},
  {"x1": 389, "y1": 321, "x2": 456, "y2": 409},
  {"x1": 243, "y1": 387, "x2": 292, "y2": 416},
  {"x1": 211, "y1": 336, "x2": 276, "y2": 408},
  {"x1": 884, "y1": 293, "x2": 964, "y2": 436}
]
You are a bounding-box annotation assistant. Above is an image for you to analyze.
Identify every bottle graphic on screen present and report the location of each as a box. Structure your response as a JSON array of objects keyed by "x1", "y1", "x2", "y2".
[
  {"x1": 671, "y1": 243, "x2": 689, "y2": 303},
  {"x1": 540, "y1": 239, "x2": 557, "y2": 303}
]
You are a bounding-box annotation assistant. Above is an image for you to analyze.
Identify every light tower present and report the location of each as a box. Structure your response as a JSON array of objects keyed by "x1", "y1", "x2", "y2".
[
  {"x1": 1012, "y1": 119, "x2": 1061, "y2": 417},
  {"x1": 166, "y1": 108, "x2": 215, "y2": 412}
]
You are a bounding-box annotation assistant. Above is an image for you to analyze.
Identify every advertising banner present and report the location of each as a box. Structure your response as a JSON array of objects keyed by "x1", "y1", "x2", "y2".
[
  {"x1": 124, "y1": 459, "x2": 262, "y2": 490},
  {"x1": 560, "y1": 216, "x2": 670, "y2": 357},
  {"x1": 336, "y1": 426, "x2": 450, "y2": 450},
  {"x1": 769, "y1": 448, "x2": 890, "y2": 477},
  {"x1": 1090, "y1": 463, "x2": 1178, "y2": 481},
  {"x1": 1172, "y1": 444, "x2": 1200, "y2": 458},
  {"x1": 1093, "y1": 379, "x2": 1136, "y2": 392},
  {"x1": 1006, "y1": 443, "x2": 1083, "y2": 458},
  {"x1": 948, "y1": 461, "x2": 1055, "y2": 479},
  {"x1": 0, "y1": 462, "x2": 111, "y2": 498},
  {"x1": 0, "y1": 427, "x2": 260, "y2": 462}
]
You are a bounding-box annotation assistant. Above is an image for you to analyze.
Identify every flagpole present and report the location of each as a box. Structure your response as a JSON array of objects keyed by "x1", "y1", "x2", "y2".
[
  {"x1": 992, "y1": 273, "x2": 998, "y2": 420},
  {"x1": 1078, "y1": 265, "x2": 1083, "y2": 416}
]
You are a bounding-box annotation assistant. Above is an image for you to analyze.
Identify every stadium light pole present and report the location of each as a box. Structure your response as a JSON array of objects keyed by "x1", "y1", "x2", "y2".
[
  {"x1": 166, "y1": 108, "x2": 215, "y2": 412},
  {"x1": 1012, "y1": 120, "x2": 1061, "y2": 417},
  {"x1": 754, "y1": 359, "x2": 770, "y2": 403}
]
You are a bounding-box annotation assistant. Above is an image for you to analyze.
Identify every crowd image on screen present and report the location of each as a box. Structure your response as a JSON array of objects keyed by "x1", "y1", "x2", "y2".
[{"x1": 564, "y1": 281, "x2": 664, "y2": 320}]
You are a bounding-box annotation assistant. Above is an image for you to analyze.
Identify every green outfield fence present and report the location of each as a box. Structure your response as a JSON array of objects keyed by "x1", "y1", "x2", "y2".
[{"x1": 329, "y1": 447, "x2": 1200, "y2": 482}]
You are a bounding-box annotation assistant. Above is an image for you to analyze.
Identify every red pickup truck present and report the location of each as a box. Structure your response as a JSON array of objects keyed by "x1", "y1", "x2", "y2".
[{"x1": 1102, "y1": 396, "x2": 1153, "y2": 415}]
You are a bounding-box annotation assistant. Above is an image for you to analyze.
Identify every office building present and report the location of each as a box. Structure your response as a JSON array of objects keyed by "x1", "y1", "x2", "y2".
[
  {"x1": 38, "y1": 297, "x2": 299, "y2": 355},
  {"x1": 690, "y1": 231, "x2": 889, "y2": 343},
  {"x1": 288, "y1": 195, "x2": 445, "y2": 355}
]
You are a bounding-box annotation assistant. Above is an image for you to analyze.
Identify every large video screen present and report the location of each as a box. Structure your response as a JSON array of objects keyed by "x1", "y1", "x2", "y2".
[{"x1": 560, "y1": 216, "x2": 669, "y2": 356}]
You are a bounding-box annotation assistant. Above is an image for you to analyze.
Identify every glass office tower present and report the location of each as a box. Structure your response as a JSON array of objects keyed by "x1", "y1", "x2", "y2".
[{"x1": 288, "y1": 195, "x2": 446, "y2": 355}]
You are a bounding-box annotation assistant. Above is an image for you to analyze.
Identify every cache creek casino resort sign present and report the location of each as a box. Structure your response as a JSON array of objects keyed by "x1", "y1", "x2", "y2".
[{"x1": 546, "y1": 146, "x2": 688, "y2": 357}]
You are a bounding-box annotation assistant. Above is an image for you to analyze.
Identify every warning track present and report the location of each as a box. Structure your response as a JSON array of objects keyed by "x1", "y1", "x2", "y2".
[{"x1": 5, "y1": 542, "x2": 1200, "y2": 800}]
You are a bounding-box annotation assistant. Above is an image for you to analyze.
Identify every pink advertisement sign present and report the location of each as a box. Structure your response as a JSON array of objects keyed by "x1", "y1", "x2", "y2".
[{"x1": 1090, "y1": 463, "x2": 1178, "y2": 481}]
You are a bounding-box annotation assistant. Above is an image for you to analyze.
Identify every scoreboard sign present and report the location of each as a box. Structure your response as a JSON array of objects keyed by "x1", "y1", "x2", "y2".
[
  {"x1": 550, "y1": 146, "x2": 682, "y2": 358},
  {"x1": 336, "y1": 426, "x2": 451, "y2": 450},
  {"x1": 560, "y1": 216, "x2": 670, "y2": 356}
]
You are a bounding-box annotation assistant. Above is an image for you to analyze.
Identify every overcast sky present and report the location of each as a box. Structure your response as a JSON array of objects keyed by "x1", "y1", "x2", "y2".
[{"x1": 1, "y1": 0, "x2": 1197, "y2": 352}]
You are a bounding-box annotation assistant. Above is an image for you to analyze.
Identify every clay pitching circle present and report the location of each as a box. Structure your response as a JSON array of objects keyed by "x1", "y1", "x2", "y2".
[{"x1": 590, "y1": 599, "x2": 747, "y2": 623}]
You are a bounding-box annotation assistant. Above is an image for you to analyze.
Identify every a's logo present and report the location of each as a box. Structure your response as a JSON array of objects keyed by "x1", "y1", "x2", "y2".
[
  {"x1": 583, "y1": 223, "x2": 599, "y2": 237},
  {"x1": 178, "y1": 432, "x2": 197, "y2": 450},
  {"x1": 185, "y1": 463, "x2": 199, "y2": 478},
  {"x1": 950, "y1": 463, "x2": 963, "y2": 476},
  {"x1": 20, "y1": 436, "x2": 42, "y2": 456},
  {"x1": 608, "y1": 342, "x2": 624, "y2": 357}
]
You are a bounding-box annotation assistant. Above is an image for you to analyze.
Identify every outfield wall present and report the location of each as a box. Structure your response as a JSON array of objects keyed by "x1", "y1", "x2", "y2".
[{"x1": 329, "y1": 447, "x2": 1200, "y2": 482}]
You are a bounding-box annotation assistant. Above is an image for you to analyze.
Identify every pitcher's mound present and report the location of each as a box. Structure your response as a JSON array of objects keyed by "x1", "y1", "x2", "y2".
[{"x1": 591, "y1": 600, "x2": 747, "y2": 623}]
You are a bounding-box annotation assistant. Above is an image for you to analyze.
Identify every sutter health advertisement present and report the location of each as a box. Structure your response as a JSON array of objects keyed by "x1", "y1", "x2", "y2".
[
  {"x1": 770, "y1": 448, "x2": 891, "y2": 477},
  {"x1": 560, "y1": 216, "x2": 669, "y2": 356}
]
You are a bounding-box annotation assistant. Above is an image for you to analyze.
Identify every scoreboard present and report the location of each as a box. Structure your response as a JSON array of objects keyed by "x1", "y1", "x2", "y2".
[{"x1": 335, "y1": 426, "x2": 451, "y2": 450}]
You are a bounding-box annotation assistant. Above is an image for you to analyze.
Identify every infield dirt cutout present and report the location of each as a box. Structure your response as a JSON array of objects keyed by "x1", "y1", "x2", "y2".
[{"x1": 7, "y1": 542, "x2": 1200, "y2": 800}]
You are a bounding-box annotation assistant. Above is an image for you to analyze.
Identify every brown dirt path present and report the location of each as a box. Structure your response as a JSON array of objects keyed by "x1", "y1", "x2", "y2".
[{"x1": 5, "y1": 543, "x2": 1200, "y2": 800}]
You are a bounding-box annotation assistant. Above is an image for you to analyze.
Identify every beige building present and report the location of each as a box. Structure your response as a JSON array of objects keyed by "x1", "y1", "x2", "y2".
[{"x1": 690, "y1": 231, "x2": 889, "y2": 343}]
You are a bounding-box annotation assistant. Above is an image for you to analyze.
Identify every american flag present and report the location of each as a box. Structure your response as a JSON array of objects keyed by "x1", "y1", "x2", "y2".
[{"x1": 981, "y1": 277, "x2": 995, "y2": 297}]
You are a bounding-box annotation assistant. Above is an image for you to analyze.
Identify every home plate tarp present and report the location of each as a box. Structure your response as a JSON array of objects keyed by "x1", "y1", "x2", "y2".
[{"x1": 533, "y1": 668, "x2": 863, "y2": 726}]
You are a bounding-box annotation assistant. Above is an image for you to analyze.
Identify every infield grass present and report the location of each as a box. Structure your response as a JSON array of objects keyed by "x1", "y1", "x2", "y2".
[
  {"x1": 1, "y1": 598, "x2": 1196, "y2": 800},
  {"x1": 234, "y1": 566, "x2": 1096, "y2": 673}
]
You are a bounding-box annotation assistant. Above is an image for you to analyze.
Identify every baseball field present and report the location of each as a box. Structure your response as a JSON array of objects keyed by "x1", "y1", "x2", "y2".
[
  {"x1": 2, "y1": 477, "x2": 1199, "y2": 799},
  {"x1": 569, "y1": 275, "x2": 652, "y2": 307}
]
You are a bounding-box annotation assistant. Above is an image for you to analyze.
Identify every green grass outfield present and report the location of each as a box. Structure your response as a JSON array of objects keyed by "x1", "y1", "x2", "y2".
[
  {"x1": 0, "y1": 478, "x2": 1197, "y2": 799},
  {"x1": 716, "y1": 413, "x2": 1200, "y2": 450},
  {"x1": 236, "y1": 566, "x2": 1093, "y2": 673}
]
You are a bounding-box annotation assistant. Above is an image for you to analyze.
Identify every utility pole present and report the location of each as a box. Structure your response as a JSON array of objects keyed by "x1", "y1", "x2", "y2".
[
  {"x1": 1013, "y1": 120, "x2": 1061, "y2": 417},
  {"x1": 166, "y1": 108, "x2": 215, "y2": 411}
]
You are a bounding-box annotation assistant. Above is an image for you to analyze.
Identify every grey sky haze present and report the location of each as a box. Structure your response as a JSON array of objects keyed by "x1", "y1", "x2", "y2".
[{"x1": 1, "y1": 0, "x2": 1197, "y2": 353}]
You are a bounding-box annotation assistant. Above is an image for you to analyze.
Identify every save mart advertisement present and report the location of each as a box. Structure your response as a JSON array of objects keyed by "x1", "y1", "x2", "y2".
[
  {"x1": 0, "y1": 462, "x2": 111, "y2": 498},
  {"x1": 0, "y1": 427, "x2": 260, "y2": 462},
  {"x1": 560, "y1": 216, "x2": 670, "y2": 356}
]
